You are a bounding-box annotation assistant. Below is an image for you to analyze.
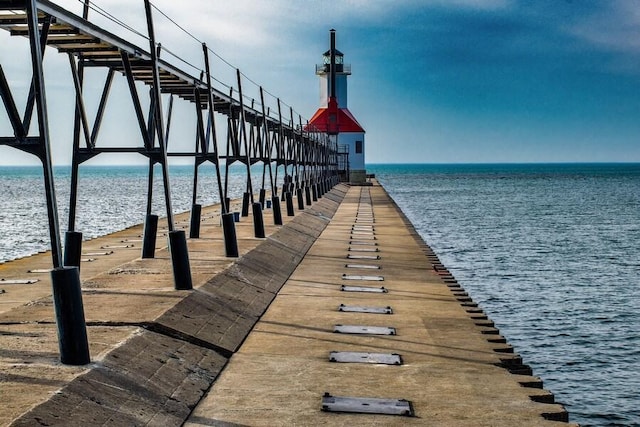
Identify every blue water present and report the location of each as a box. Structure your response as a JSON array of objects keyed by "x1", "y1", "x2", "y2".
[
  {"x1": 1, "y1": 163, "x2": 639, "y2": 426},
  {"x1": 368, "y1": 163, "x2": 640, "y2": 427},
  {"x1": 0, "y1": 164, "x2": 270, "y2": 261}
]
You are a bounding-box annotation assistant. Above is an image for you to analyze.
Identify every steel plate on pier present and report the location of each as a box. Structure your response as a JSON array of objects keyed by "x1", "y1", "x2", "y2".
[
  {"x1": 321, "y1": 393, "x2": 414, "y2": 416},
  {"x1": 345, "y1": 264, "x2": 380, "y2": 269},
  {"x1": 350, "y1": 234, "x2": 376, "y2": 240},
  {"x1": 350, "y1": 241, "x2": 377, "y2": 246},
  {"x1": 329, "y1": 351, "x2": 402, "y2": 365},
  {"x1": 339, "y1": 304, "x2": 393, "y2": 314},
  {"x1": 0, "y1": 279, "x2": 38, "y2": 284},
  {"x1": 342, "y1": 274, "x2": 384, "y2": 281},
  {"x1": 352, "y1": 226, "x2": 374, "y2": 231},
  {"x1": 348, "y1": 247, "x2": 379, "y2": 252},
  {"x1": 347, "y1": 254, "x2": 380, "y2": 260},
  {"x1": 340, "y1": 285, "x2": 387, "y2": 293},
  {"x1": 333, "y1": 325, "x2": 396, "y2": 335}
]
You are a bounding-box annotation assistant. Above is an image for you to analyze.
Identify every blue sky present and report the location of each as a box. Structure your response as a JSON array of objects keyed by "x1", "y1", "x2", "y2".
[{"x1": 1, "y1": 0, "x2": 640, "y2": 164}]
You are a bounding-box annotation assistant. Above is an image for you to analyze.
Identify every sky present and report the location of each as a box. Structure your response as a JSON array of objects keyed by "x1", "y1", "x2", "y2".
[{"x1": 1, "y1": 0, "x2": 640, "y2": 164}]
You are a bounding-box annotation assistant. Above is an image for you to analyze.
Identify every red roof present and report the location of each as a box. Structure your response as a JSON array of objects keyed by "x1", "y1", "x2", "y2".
[{"x1": 306, "y1": 107, "x2": 365, "y2": 133}]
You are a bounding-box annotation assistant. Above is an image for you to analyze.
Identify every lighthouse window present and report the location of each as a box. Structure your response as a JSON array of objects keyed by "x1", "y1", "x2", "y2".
[{"x1": 356, "y1": 141, "x2": 363, "y2": 154}]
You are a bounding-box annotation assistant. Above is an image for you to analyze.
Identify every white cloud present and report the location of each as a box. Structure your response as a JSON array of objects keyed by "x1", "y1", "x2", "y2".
[{"x1": 564, "y1": 0, "x2": 640, "y2": 55}]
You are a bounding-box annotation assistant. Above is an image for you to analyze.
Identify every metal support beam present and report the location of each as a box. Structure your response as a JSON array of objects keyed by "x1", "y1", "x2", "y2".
[{"x1": 144, "y1": 0, "x2": 191, "y2": 290}]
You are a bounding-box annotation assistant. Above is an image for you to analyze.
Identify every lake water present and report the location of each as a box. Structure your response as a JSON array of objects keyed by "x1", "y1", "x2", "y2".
[{"x1": 369, "y1": 163, "x2": 640, "y2": 427}]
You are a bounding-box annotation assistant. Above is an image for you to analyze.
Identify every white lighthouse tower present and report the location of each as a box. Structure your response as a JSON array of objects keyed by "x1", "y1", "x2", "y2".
[{"x1": 308, "y1": 29, "x2": 366, "y2": 184}]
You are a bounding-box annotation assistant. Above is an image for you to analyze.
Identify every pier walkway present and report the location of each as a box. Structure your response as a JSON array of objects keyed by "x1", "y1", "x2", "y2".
[{"x1": 0, "y1": 182, "x2": 573, "y2": 426}]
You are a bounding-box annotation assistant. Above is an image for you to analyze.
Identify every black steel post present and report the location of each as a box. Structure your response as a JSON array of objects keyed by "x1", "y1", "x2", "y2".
[
  {"x1": 252, "y1": 202, "x2": 265, "y2": 238},
  {"x1": 66, "y1": 49, "x2": 89, "y2": 271},
  {"x1": 297, "y1": 187, "x2": 305, "y2": 210},
  {"x1": 26, "y1": 0, "x2": 91, "y2": 366},
  {"x1": 271, "y1": 195, "x2": 283, "y2": 225},
  {"x1": 236, "y1": 69, "x2": 255, "y2": 210},
  {"x1": 142, "y1": 159, "x2": 156, "y2": 257},
  {"x1": 305, "y1": 186, "x2": 312, "y2": 206},
  {"x1": 189, "y1": 203, "x2": 202, "y2": 238},
  {"x1": 259, "y1": 87, "x2": 276, "y2": 203},
  {"x1": 202, "y1": 44, "x2": 228, "y2": 217},
  {"x1": 26, "y1": 0, "x2": 62, "y2": 269},
  {"x1": 141, "y1": 214, "x2": 158, "y2": 258},
  {"x1": 168, "y1": 230, "x2": 192, "y2": 290},
  {"x1": 51, "y1": 267, "x2": 90, "y2": 365},
  {"x1": 285, "y1": 191, "x2": 295, "y2": 216},
  {"x1": 241, "y1": 191, "x2": 250, "y2": 217},
  {"x1": 221, "y1": 213, "x2": 239, "y2": 257},
  {"x1": 63, "y1": 231, "x2": 83, "y2": 270},
  {"x1": 144, "y1": 0, "x2": 192, "y2": 290},
  {"x1": 144, "y1": 0, "x2": 174, "y2": 231},
  {"x1": 259, "y1": 188, "x2": 266, "y2": 208}
]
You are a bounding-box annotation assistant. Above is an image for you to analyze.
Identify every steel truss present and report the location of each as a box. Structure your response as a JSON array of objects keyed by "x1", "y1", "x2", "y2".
[{"x1": 0, "y1": 0, "x2": 338, "y2": 364}]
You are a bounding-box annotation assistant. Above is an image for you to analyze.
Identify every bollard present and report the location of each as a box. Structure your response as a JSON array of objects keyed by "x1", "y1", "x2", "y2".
[
  {"x1": 51, "y1": 266, "x2": 90, "y2": 365},
  {"x1": 241, "y1": 192, "x2": 250, "y2": 217},
  {"x1": 296, "y1": 188, "x2": 305, "y2": 210},
  {"x1": 272, "y1": 196, "x2": 283, "y2": 225},
  {"x1": 168, "y1": 230, "x2": 193, "y2": 290},
  {"x1": 252, "y1": 202, "x2": 266, "y2": 238},
  {"x1": 63, "y1": 230, "x2": 83, "y2": 271},
  {"x1": 285, "y1": 191, "x2": 295, "y2": 216},
  {"x1": 305, "y1": 186, "x2": 312, "y2": 205},
  {"x1": 312, "y1": 184, "x2": 318, "y2": 201},
  {"x1": 189, "y1": 203, "x2": 202, "y2": 238},
  {"x1": 141, "y1": 214, "x2": 159, "y2": 258},
  {"x1": 266, "y1": 199, "x2": 272, "y2": 209},
  {"x1": 233, "y1": 212, "x2": 240, "y2": 222},
  {"x1": 221, "y1": 212, "x2": 239, "y2": 257},
  {"x1": 259, "y1": 188, "x2": 266, "y2": 208}
]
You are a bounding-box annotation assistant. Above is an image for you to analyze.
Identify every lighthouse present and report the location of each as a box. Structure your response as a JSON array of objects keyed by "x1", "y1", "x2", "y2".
[{"x1": 308, "y1": 29, "x2": 366, "y2": 184}]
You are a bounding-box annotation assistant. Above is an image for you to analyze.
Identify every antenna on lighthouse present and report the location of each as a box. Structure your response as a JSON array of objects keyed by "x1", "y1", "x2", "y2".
[
  {"x1": 327, "y1": 29, "x2": 339, "y2": 135},
  {"x1": 330, "y1": 29, "x2": 336, "y2": 100}
]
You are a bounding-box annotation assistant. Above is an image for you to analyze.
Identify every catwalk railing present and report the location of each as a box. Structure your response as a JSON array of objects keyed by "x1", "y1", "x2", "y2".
[{"x1": 0, "y1": 0, "x2": 340, "y2": 365}]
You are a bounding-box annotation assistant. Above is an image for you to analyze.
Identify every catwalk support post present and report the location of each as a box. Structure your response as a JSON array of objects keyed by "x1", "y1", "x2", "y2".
[
  {"x1": 189, "y1": 203, "x2": 202, "y2": 238},
  {"x1": 252, "y1": 202, "x2": 265, "y2": 238},
  {"x1": 26, "y1": 0, "x2": 90, "y2": 365},
  {"x1": 285, "y1": 191, "x2": 295, "y2": 216},
  {"x1": 272, "y1": 195, "x2": 283, "y2": 225},
  {"x1": 144, "y1": 0, "x2": 192, "y2": 290}
]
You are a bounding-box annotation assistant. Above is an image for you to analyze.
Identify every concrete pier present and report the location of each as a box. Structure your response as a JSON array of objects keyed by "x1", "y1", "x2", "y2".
[{"x1": 0, "y1": 182, "x2": 574, "y2": 426}]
